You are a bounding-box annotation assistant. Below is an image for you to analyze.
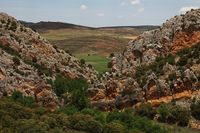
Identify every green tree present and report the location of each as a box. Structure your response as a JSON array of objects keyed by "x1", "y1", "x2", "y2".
[
  {"x1": 53, "y1": 74, "x2": 69, "y2": 97},
  {"x1": 80, "y1": 59, "x2": 85, "y2": 65},
  {"x1": 191, "y1": 100, "x2": 200, "y2": 120},
  {"x1": 71, "y1": 87, "x2": 90, "y2": 110}
]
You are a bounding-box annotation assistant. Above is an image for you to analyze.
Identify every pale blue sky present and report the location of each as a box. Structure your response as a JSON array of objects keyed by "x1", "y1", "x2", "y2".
[{"x1": 0, "y1": 0, "x2": 200, "y2": 27}]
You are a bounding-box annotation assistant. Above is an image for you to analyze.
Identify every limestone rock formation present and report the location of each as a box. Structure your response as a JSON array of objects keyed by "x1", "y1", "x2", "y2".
[
  {"x1": 91, "y1": 9, "x2": 200, "y2": 111},
  {"x1": 0, "y1": 12, "x2": 98, "y2": 109}
]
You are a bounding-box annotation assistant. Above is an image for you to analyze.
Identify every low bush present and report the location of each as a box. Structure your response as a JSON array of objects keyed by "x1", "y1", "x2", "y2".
[
  {"x1": 135, "y1": 103, "x2": 156, "y2": 119},
  {"x1": 11, "y1": 91, "x2": 35, "y2": 107},
  {"x1": 69, "y1": 114, "x2": 103, "y2": 133},
  {"x1": 104, "y1": 122, "x2": 125, "y2": 133},
  {"x1": 157, "y1": 104, "x2": 190, "y2": 126},
  {"x1": 190, "y1": 100, "x2": 200, "y2": 120}
]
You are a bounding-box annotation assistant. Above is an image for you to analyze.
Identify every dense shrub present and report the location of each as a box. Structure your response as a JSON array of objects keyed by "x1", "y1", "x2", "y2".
[
  {"x1": 80, "y1": 59, "x2": 85, "y2": 65},
  {"x1": 109, "y1": 53, "x2": 114, "y2": 58},
  {"x1": 81, "y1": 108, "x2": 106, "y2": 123},
  {"x1": 177, "y1": 56, "x2": 188, "y2": 66},
  {"x1": 157, "y1": 104, "x2": 171, "y2": 123},
  {"x1": 190, "y1": 100, "x2": 200, "y2": 120},
  {"x1": 59, "y1": 105, "x2": 79, "y2": 115},
  {"x1": 107, "y1": 61, "x2": 112, "y2": 68},
  {"x1": 12, "y1": 90, "x2": 23, "y2": 100},
  {"x1": 69, "y1": 114, "x2": 103, "y2": 133},
  {"x1": 171, "y1": 105, "x2": 190, "y2": 127},
  {"x1": 53, "y1": 74, "x2": 69, "y2": 97},
  {"x1": 88, "y1": 64, "x2": 93, "y2": 69},
  {"x1": 135, "y1": 103, "x2": 156, "y2": 119},
  {"x1": 157, "y1": 104, "x2": 190, "y2": 126},
  {"x1": 53, "y1": 74, "x2": 88, "y2": 97},
  {"x1": 0, "y1": 97, "x2": 177, "y2": 133},
  {"x1": 71, "y1": 86, "x2": 90, "y2": 110},
  {"x1": 14, "y1": 119, "x2": 48, "y2": 133},
  {"x1": 11, "y1": 91, "x2": 35, "y2": 107},
  {"x1": 168, "y1": 73, "x2": 176, "y2": 81},
  {"x1": 104, "y1": 122, "x2": 125, "y2": 133},
  {"x1": 106, "y1": 110, "x2": 165, "y2": 133}
]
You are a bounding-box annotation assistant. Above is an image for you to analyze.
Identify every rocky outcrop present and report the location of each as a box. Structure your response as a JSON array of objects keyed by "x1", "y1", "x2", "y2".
[
  {"x1": 90, "y1": 9, "x2": 200, "y2": 111},
  {"x1": 0, "y1": 13, "x2": 98, "y2": 109}
]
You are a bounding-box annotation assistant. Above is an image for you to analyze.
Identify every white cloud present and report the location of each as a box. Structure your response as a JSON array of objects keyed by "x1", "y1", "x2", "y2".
[
  {"x1": 80, "y1": 4, "x2": 88, "y2": 11},
  {"x1": 131, "y1": 0, "x2": 140, "y2": 5},
  {"x1": 97, "y1": 13, "x2": 105, "y2": 17},
  {"x1": 179, "y1": 6, "x2": 199, "y2": 14},
  {"x1": 138, "y1": 8, "x2": 144, "y2": 13}
]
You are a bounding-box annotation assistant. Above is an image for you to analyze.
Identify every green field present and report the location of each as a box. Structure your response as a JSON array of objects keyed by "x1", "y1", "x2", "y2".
[{"x1": 76, "y1": 54, "x2": 111, "y2": 73}]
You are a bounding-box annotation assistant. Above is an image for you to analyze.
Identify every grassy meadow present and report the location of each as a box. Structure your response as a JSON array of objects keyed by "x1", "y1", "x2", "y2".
[{"x1": 76, "y1": 54, "x2": 111, "y2": 73}]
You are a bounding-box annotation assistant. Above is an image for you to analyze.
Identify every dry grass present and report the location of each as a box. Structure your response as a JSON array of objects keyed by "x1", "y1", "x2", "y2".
[{"x1": 40, "y1": 28, "x2": 139, "y2": 56}]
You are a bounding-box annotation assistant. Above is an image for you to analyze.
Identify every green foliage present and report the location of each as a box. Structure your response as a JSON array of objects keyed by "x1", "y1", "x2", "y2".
[
  {"x1": 53, "y1": 74, "x2": 69, "y2": 97},
  {"x1": 12, "y1": 90, "x2": 23, "y2": 101},
  {"x1": 11, "y1": 91, "x2": 35, "y2": 107},
  {"x1": 53, "y1": 74, "x2": 88, "y2": 96},
  {"x1": 107, "y1": 61, "x2": 112, "y2": 68},
  {"x1": 168, "y1": 73, "x2": 176, "y2": 81},
  {"x1": 157, "y1": 104, "x2": 171, "y2": 123},
  {"x1": 14, "y1": 119, "x2": 48, "y2": 133},
  {"x1": 88, "y1": 64, "x2": 93, "y2": 69},
  {"x1": 80, "y1": 59, "x2": 85, "y2": 65},
  {"x1": 53, "y1": 74, "x2": 90, "y2": 110},
  {"x1": 104, "y1": 122, "x2": 125, "y2": 133},
  {"x1": 81, "y1": 108, "x2": 106, "y2": 123},
  {"x1": 71, "y1": 86, "x2": 90, "y2": 110},
  {"x1": 190, "y1": 100, "x2": 200, "y2": 120},
  {"x1": 166, "y1": 54, "x2": 175, "y2": 65},
  {"x1": 157, "y1": 104, "x2": 190, "y2": 127},
  {"x1": 59, "y1": 105, "x2": 79, "y2": 115},
  {"x1": 177, "y1": 56, "x2": 188, "y2": 66},
  {"x1": 135, "y1": 103, "x2": 156, "y2": 119},
  {"x1": 0, "y1": 97, "x2": 195, "y2": 133},
  {"x1": 109, "y1": 53, "x2": 114, "y2": 58},
  {"x1": 171, "y1": 105, "x2": 190, "y2": 127},
  {"x1": 76, "y1": 54, "x2": 111, "y2": 73},
  {"x1": 69, "y1": 114, "x2": 103, "y2": 133},
  {"x1": 106, "y1": 110, "x2": 165, "y2": 133}
]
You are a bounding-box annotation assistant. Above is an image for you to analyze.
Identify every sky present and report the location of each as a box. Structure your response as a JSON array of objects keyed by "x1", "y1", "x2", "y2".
[{"x1": 0, "y1": 0, "x2": 200, "y2": 27}]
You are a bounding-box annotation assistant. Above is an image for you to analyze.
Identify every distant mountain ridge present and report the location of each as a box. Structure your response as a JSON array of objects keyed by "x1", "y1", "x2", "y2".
[
  {"x1": 20, "y1": 21, "x2": 158, "y2": 31},
  {"x1": 20, "y1": 21, "x2": 93, "y2": 30}
]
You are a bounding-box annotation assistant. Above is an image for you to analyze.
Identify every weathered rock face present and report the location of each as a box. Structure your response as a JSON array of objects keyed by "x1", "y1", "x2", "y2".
[
  {"x1": 90, "y1": 9, "x2": 200, "y2": 111},
  {"x1": 0, "y1": 13, "x2": 98, "y2": 109}
]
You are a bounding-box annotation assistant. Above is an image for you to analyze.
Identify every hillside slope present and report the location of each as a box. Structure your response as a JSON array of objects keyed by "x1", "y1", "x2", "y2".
[
  {"x1": 22, "y1": 21, "x2": 158, "y2": 56},
  {"x1": 0, "y1": 13, "x2": 98, "y2": 109},
  {"x1": 90, "y1": 9, "x2": 200, "y2": 111}
]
